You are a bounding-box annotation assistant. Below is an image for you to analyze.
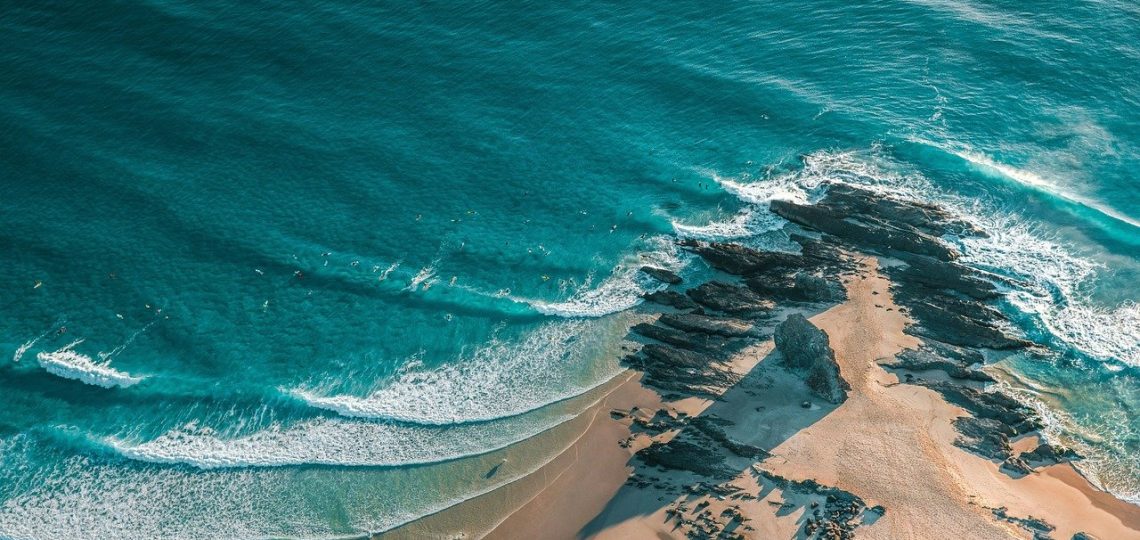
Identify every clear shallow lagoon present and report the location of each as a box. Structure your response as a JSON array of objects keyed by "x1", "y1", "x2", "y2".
[{"x1": 1, "y1": 1, "x2": 1138, "y2": 537}]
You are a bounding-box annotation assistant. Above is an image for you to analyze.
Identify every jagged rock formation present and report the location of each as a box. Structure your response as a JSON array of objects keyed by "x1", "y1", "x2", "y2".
[
  {"x1": 640, "y1": 265, "x2": 683, "y2": 285},
  {"x1": 775, "y1": 314, "x2": 849, "y2": 404},
  {"x1": 616, "y1": 181, "x2": 1061, "y2": 537}
]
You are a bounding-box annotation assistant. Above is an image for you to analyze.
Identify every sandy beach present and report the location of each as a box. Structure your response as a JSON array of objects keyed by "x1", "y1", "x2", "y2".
[{"x1": 387, "y1": 257, "x2": 1140, "y2": 540}]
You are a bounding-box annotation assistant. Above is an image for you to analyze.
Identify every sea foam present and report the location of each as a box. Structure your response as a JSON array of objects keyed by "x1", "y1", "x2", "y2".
[
  {"x1": 526, "y1": 235, "x2": 687, "y2": 318},
  {"x1": 35, "y1": 340, "x2": 144, "y2": 389},
  {"x1": 291, "y1": 316, "x2": 631, "y2": 425}
]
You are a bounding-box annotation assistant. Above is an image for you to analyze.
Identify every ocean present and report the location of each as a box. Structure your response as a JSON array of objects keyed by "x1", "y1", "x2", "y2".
[{"x1": 1, "y1": 1, "x2": 1137, "y2": 537}]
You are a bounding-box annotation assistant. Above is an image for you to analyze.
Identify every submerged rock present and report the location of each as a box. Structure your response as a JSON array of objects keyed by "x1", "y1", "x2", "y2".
[{"x1": 774, "y1": 314, "x2": 849, "y2": 403}]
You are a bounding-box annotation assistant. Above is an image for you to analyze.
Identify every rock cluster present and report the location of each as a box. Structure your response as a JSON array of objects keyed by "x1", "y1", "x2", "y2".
[{"x1": 614, "y1": 181, "x2": 1060, "y2": 537}]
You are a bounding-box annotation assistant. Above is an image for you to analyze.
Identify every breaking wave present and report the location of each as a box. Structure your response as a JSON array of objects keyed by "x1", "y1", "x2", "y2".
[
  {"x1": 291, "y1": 316, "x2": 631, "y2": 425},
  {"x1": 35, "y1": 340, "x2": 144, "y2": 389},
  {"x1": 525, "y1": 235, "x2": 687, "y2": 318}
]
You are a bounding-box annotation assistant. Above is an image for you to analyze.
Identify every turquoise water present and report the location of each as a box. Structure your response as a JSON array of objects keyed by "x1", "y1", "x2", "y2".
[{"x1": 1, "y1": 1, "x2": 1138, "y2": 537}]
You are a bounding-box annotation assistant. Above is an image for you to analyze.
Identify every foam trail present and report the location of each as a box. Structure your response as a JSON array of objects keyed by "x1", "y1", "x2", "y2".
[
  {"x1": 527, "y1": 235, "x2": 685, "y2": 318},
  {"x1": 98, "y1": 321, "x2": 156, "y2": 362},
  {"x1": 377, "y1": 260, "x2": 400, "y2": 281},
  {"x1": 671, "y1": 207, "x2": 783, "y2": 241},
  {"x1": 919, "y1": 139, "x2": 1140, "y2": 230},
  {"x1": 292, "y1": 316, "x2": 629, "y2": 424},
  {"x1": 12, "y1": 320, "x2": 66, "y2": 363},
  {"x1": 36, "y1": 340, "x2": 144, "y2": 389},
  {"x1": 406, "y1": 262, "x2": 437, "y2": 291}
]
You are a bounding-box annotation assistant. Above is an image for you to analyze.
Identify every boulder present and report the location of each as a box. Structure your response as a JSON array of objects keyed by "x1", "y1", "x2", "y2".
[{"x1": 774, "y1": 314, "x2": 849, "y2": 403}]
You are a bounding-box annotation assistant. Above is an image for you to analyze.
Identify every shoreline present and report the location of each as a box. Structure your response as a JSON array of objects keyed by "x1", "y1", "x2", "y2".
[{"x1": 383, "y1": 185, "x2": 1140, "y2": 539}]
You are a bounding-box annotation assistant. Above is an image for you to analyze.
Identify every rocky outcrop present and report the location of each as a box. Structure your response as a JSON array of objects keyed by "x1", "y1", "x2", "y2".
[
  {"x1": 953, "y1": 416, "x2": 1014, "y2": 462},
  {"x1": 923, "y1": 382, "x2": 1040, "y2": 435},
  {"x1": 774, "y1": 314, "x2": 849, "y2": 403},
  {"x1": 679, "y1": 240, "x2": 805, "y2": 276},
  {"x1": 630, "y1": 322, "x2": 734, "y2": 354},
  {"x1": 657, "y1": 313, "x2": 757, "y2": 338},
  {"x1": 890, "y1": 253, "x2": 999, "y2": 300},
  {"x1": 640, "y1": 266, "x2": 683, "y2": 285},
  {"x1": 642, "y1": 290, "x2": 699, "y2": 311},
  {"x1": 686, "y1": 281, "x2": 775, "y2": 316},
  {"x1": 1020, "y1": 442, "x2": 1081, "y2": 467},
  {"x1": 881, "y1": 341, "x2": 994, "y2": 382},
  {"x1": 895, "y1": 290, "x2": 1030, "y2": 350},
  {"x1": 626, "y1": 344, "x2": 739, "y2": 396},
  {"x1": 770, "y1": 198, "x2": 960, "y2": 261},
  {"x1": 747, "y1": 271, "x2": 845, "y2": 303}
]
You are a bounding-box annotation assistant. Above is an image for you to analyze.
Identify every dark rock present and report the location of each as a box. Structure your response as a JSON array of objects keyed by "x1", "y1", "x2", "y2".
[
  {"x1": 627, "y1": 344, "x2": 740, "y2": 395},
  {"x1": 687, "y1": 281, "x2": 775, "y2": 316},
  {"x1": 801, "y1": 400, "x2": 812, "y2": 409},
  {"x1": 1020, "y1": 443, "x2": 1081, "y2": 467},
  {"x1": 774, "y1": 314, "x2": 849, "y2": 404},
  {"x1": 953, "y1": 412, "x2": 1016, "y2": 460},
  {"x1": 690, "y1": 416, "x2": 769, "y2": 460},
  {"x1": 924, "y1": 382, "x2": 1040, "y2": 435},
  {"x1": 953, "y1": 416, "x2": 1013, "y2": 461},
  {"x1": 898, "y1": 292, "x2": 1030, "y2": 350},
  {"x1": 630, "y1": 322, "x2": 733, "y2": 354},
  {"x1": 890, "y1": 253, "x2": 999, "y2": 300},
  {"x1": 883, "y1": 341, "x2": 994, "y2": 382},
  {"x1": 770, "y1": 199, "x2": 959, "y2": 261},
  {"x1": 642, "y1": 290, "x2": 699, "y2": 311},
  {"x1": 637, "y1": 439, "x2": 732, "y2": 477},
  {"x1": 658, "y1": 313, "x2": 757, "y2": 338},
  {"x1": 1000, "y1": 456, "x2": 1034, "y2": 477},
  {"x1": 745, "y1": 272, "x2": 846, "y2": 304},
  {"x1": 820, "y1": 183, "x2": 983, "y2": 238},
  {"x1": 640, "y1": 266, "x2": 683, "y2": 285},
  {"x1": 680, "y1": 240, "x2": 805, "y2": 276},
  {"x1": 990, "y1": 506, "x2": 1055, "y2": 535}
]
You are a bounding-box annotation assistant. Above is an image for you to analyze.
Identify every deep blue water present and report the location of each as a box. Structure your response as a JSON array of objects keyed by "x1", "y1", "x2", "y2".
[{"x1": 1, "y1": 1, "x2": 1138, "y2": 537}]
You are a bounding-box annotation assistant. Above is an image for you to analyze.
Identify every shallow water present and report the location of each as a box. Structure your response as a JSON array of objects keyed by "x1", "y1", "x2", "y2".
[{"x1": 1, "y1": 1, "x2": 1137, "y2": 537}]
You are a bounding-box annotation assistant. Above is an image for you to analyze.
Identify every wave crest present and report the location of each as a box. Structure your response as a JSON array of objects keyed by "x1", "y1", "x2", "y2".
[{"x1": 35, "y1": 340, "x2": 144, "y2": 389}]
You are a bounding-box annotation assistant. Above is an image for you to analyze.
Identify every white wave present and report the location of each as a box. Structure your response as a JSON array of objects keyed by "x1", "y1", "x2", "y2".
[
  {"x1": 671, "y1": 207, "x2": 785, "y2": 241},
  {"x1": 103, "y1": 411, "x2": 572, "y2": 470},
  {"x1": 35, "y1": 340, "x2": 143, "y2": 389},
  {"x1": 406, "y1": 263, "x2": 437, "y2": 291},
  {"x1": 922, "y1": 140, "x2": 1140, "y2": 230},
  {"x1": 377, "y1": 260, "x2": 400, "y2": 281},
  {"x1": 527, "y1": 235, "x2": 686, "y2": 318},
  {"x1": 13, "y1": 337, "x2": 40, "y2": 364},
  {"x1": 292, "y1": 316, "x2": 631, "y2": 424}
]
